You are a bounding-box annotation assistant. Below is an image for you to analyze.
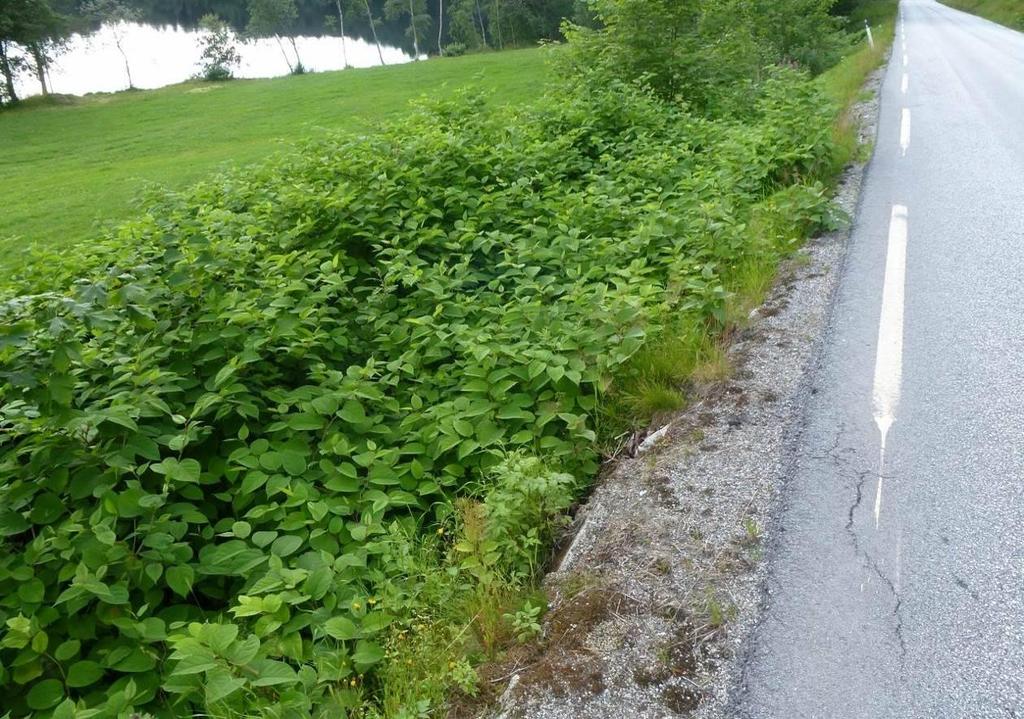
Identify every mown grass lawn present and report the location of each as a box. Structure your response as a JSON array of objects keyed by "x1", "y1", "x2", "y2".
[{"x1": 0, "y1": 47, "x2": 550, "y2": 262}]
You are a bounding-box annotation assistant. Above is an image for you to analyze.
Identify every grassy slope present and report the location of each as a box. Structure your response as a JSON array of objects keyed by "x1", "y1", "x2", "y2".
[
  {"x1": 818, "y1": 10, "x2": 896, "y2": 172},
  {"x1": 941, "y1": 0, "x2": 1024, "y2": 29},
  {"x1": 0, "y1": 48, "x2": 549, "y2": 259}
]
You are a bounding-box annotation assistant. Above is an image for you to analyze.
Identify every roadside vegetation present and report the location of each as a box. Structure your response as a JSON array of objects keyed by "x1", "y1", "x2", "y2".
[
  {"x1": 0, "y1": 1, "x2": 894, "y2": 717},
  {"x1": 940, "y1": 0, "x2": 1024, "y2": 29}
]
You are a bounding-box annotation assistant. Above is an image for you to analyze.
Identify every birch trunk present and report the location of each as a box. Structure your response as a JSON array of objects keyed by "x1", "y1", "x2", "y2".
[
  {"x1": 363, "y1": 0, "x2": 386, "y2": 65},
  {"x1": 336, "y1": 0, "x2": 349, "y2": 67},
  {"x1": 114, "y1": 34, "x2": 133, "y2": 89},
  {"x1": 288, "y1": 35, "x2": 303, "y2": 70},
  {"x1": 0, "y1": 42, "x2": 18, "y2": 103},
  {"x1": 408, "y1": 0, "x2": 420, "y2": 59},
  {"x1": 30, "y1": 44, "x2": 49, "y2": 96},
  {"x1": 437, "y1": 0, "x2": 444, "y2": 54}
]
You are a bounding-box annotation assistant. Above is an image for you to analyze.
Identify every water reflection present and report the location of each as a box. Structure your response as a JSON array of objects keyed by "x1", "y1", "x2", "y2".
[{"x1": 14, "y1": 22, "x2": 413, "y2": 98}]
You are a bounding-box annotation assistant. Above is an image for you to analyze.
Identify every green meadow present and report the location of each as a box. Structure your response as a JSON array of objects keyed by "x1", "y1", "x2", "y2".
[{"x1": 0, "y1": 48, "x2": 549, "y2": 261}]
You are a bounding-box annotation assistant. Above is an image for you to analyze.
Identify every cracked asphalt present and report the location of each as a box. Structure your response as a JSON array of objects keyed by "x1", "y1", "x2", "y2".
[{"x1": 735, "y1": 1, "x2": 1024, "y2": 717}]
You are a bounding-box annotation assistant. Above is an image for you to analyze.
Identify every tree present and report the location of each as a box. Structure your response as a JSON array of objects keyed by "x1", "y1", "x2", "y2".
[
  {"x1": 474, "y1": 0, "x2": 488, "y2": 46},
  {"x1": 447, "y1": 0, "x2": 483, "y2": 49},
  {"x1": 334, "y1": 0, "x2": 349, "y2": 67},
  {"x1": 246, "y1": 0, "x2": 302, "y2": 73},
  {"x1": 0, "y1": 40, "x2": 23, "y2": 103},
  {"x1": 436, "y1": 0, "x2": 443, "y2": 54},
  {"x1": 325, "y1": 0, "x2": 362, "y2": 68},
  {"x1": 385, "y1": 0, "x2": 430, "y2": 59},
  {"x1": 83, "y1": 0, "x2": 142, "y2": 89},
  {"x1": 0, "y1": 0, "x2": 68, "y2": 101},
  {"x1": 197, "y1": 13, "x2": 240, "y2": 80},
  {"x1": 352, "y1": 0, "x2": 386, "y2": 65},
  {"x1": 488, "y1": 0, "x2": 502, "y2": 49}
]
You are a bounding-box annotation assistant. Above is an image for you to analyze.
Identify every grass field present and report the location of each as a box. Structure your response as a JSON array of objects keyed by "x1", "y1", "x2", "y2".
[
  {"x1": 0, "y1": 48, "x2": 550, "y2": 260},
  {"x1": 941, "y1": 0, "x2": 1024, "y2": 28}
]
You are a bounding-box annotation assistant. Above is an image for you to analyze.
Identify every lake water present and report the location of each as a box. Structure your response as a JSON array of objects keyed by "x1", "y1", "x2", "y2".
[{"x1": 13, "y1": 22, "x2": 413, "y2": 98}]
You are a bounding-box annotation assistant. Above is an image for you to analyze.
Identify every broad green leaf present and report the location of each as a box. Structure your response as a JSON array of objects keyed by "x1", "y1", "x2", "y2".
[
  {"x1": 352, "y1": 640, "x2": 385, "y2": 668},
  {"x1": 67, "y1": 660, "x2": 105, "y2": 688},
  {"x1": 166, "y1": 565, "x2": 195, "y2": 598},
  {"x1": 248, "y1": 658, "x2": 298, "y2": 687},
  {"x1": 224, "y1": 635, "x2": 260, "y2": 666},
  {"x1": 323, "y1": 616, "x2": 359, "y2": 641},
  {"x1": 337, "y1": 400, "x2": 367, "y2": 424},
  {"x1": 287, "y1": 413, "x2": 323, "y2": 431},
  {"x1": 205, "y1": 667, "x2": 245, "y2": 704},
  {"x1": 18, "y1": 578, "x2": 45, "y2": 604},
  {"x1": 52, "y1": 699, "x2": 76, "y2": 719},
  {"x1": 54, "y1": 639, "x2": 80, "y2": 662},
  {"x1": 26, "y1": 679, "x2": 64, "y2": 710},
  {"x1": 152, "y1": 457, "x2": 201, "y2": 484}
]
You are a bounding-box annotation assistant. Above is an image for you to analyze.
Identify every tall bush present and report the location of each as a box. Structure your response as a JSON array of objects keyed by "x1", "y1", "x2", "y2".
[{"x1": 558, "y1": 0, "x2": 845, "y2": 115}]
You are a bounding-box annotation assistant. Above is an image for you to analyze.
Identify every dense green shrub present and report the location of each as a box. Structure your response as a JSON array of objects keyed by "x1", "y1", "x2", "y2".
[
  {"x1": 0, "y1": 69, "x2": 837, "y2": 716},
  {"x1": 558, "y1": 0, "x2": 847, "y2": 116}
]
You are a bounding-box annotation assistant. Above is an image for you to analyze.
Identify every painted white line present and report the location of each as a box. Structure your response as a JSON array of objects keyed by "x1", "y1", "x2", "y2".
[
  {"x1": 903, "y1": 53, "x2": 909, "y2": 67},
  {"x1": 872, "y1": 205, "x2": 909, "y2": 527},
  {"x1": 901, "y1": 73, "x2": 909, "y2": 94},
  {"x1": 900, "y1": 108, "x2": 911, "y2": 156}
]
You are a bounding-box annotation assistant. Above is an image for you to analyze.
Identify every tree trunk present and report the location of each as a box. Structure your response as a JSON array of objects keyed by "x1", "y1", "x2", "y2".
[
  {"x1": 288, "y1": 36, "x2": 303, "y2": 70},
  {"x1": 408, "y1": 0, "x2": 420, "y2": 59},
  {"x1": 114, "y1": 36, "x2": 133, "y2": 89},
  {"x1": 275, "y1": 35, "x2": 293, "y2": 72},
  {"x1": 493, "y1": 0, "x2": 503, "y2": 50},
  {"x1": 336, "y1": 0, "x2": 349, "y2": 67},
  {"x1": 29, "y1": 44, "x2": 49, "y2": 96},
  {"x1": 437, "y1": 0, "x2": 444, "y2": 54},
  {"x1": 0, "y1": 42, "x2": 18, "y2": 103},
  {"x1": 362, "y1": 0, "x2": 386, "y2": 65},
  {"x1": 475, "y1": 0, "x2": 488, "y2": 47}
]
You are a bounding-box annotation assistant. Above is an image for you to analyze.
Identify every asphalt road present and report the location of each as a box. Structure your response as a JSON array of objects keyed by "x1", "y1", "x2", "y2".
[{"x1": 735, "y1": 1, "x2": 1024, "y2": 716}]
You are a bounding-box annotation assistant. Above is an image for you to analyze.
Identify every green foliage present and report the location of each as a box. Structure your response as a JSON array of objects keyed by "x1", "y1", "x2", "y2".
[
  {"x1": 246, "y1": 0, "x2": 298, "y2": 37},
  {"x1": 0, "y1": 0, "x2": 68, "y2": 101},
  {"x1": 503, "y1": 601, "x2": 543, "y2": 642},
  {"x1": 832, "y1": 0, "x2": 899, "y2": 27},
  {"x1": 384, "y1": 0, "x2": 431, "y2": 55},
  {"x1": 0, "y1": 67, "x2": 839, "y2": 714},
  {"x1": 558, "y1": 0, "x2": 847, "y2": 116},
  {"x1": 197, "y1": 14, "x2": 241, "y2": 81},
  {"x1": 457, "y1": 455, "x2": 576, "y2": 586},
  {"x1": 81, "y1": 0, "x2": 140, "y2": 27}
]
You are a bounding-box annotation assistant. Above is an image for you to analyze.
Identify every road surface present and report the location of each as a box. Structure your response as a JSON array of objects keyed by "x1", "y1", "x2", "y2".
[{"x1": 736, "y1": 1, "x2": 1024, "y2": 716}]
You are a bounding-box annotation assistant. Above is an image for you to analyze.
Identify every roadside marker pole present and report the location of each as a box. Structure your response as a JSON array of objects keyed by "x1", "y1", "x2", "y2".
[{"x1": 865, "y1": 21, "x2": 876, "y2": 50}]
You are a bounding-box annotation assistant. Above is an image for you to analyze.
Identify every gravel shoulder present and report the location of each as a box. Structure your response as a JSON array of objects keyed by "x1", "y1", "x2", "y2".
[{"x1": 482, "y1": 64, "x2": 887, "y2": 719}]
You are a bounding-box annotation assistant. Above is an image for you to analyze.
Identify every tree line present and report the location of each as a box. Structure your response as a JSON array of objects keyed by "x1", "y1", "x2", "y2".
[{"x1": 0, "y1": 0, "x2": 585, "y2": 104}]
